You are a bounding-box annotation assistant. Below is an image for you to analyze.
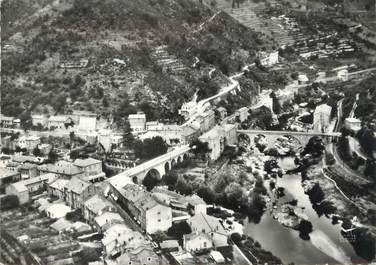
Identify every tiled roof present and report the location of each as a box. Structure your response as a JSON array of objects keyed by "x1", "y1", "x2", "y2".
[
  {"x1": 65, "y1": 177, "x2": 91, "y2": 195},
  {"x1": 84, "y1": 194, "x2": 113, "y2": 215},
  {"x1": 74, "y1": 158, "x2": 101, "y2": 168}
]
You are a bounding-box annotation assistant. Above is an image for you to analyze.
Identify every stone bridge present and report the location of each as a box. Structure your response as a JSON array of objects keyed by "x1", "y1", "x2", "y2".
[
  {"x1": 107, "y1": 145, "x2": 191, "y2": 189},
  {"x1": 237, "y1": 130, "x2": 342, "y2": 147}
]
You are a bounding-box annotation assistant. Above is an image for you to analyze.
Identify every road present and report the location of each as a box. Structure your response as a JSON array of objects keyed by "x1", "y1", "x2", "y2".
[{"x1": 237, "y1": 129, "x2": 341, "y2": 137}]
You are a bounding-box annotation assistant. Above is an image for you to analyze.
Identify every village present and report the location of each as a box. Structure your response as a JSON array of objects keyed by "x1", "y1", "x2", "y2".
[{"x1": 1, "y1": 0, "x2": 376, "y2": 265}]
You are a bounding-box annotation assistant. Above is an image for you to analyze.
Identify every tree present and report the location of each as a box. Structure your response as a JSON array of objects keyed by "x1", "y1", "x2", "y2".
[
  {"x1": 134, "y1": 136, "x2": 168, "y2": 160},
  {"x1": 142, "y1": 172, "x2": 160, "y2": 191},
  {"x1": 32, "y1": 146, "x2": 42, "y2": 157},
  {"x1": 48, "y1": 148, "x2": 59, "y2": 163},
  {"x1": 162, "y1": 172, "x2": 178, "y2": 187},
  {"x1": 122, "y1": 121, "x2": 134, "y2": 148},
  {"x1": 298, "y1": 220, "x2": 313, "y2": 240},
  {"x1": 190, "y1": 139, "x2": 210, "y2": 159},
  {"x1": 307, "y1": 183, "x2": 325, "y2": 204},
  {"x1": 19, "y1": 111, "x2": 32, "y2": 130}
]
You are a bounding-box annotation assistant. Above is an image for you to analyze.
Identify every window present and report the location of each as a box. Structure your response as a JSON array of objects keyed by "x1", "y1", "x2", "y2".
[
  {"x1": 203, "y1": 242, "x2": 207, "y2": 248},
  {"x1": 202, "y1": 229, "x2": 205, "y2": 233},
  {"x1": 158, "y1": 219, "x2": 161, "y2": 222},
  {"x1": 148, "y1": 257, "x2": 151, "y2": 261}
]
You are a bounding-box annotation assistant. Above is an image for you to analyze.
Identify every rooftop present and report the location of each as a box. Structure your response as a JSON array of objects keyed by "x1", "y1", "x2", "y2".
[
  {"x1": 38, "y1": 162, "x2": 83, "y2": 176},
  {"x1": 84, "y1": 194, "x2": 113, "y2": 215},
  {"x1": 65, "y1": 177, "x2": 91, "y2": 195},
  {"x1": 188, "y1": 213, "x2": 226, "y2": 235},
  {"x1": 74, "y1": 157, "x2": 102, "y2": 168},
  {"x1": 94, "y1": 212, "x2": 123, "y2": 228},
  {"x1": 0, "y1": 168, "x2": 20, "y2": 179},
  {"x1": 48, "y1": 178, "x2": 69, "y2": 191}
]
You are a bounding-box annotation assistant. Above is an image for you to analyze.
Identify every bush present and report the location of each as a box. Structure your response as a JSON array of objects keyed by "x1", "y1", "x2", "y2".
[{"x1": 0, "y1": 195, "x2": 19, "y2": 210}]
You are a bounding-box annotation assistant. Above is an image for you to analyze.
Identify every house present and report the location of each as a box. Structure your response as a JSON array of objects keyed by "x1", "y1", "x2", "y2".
[
  {"x1": 119, "y1": 184, "x2": 172, "y2": 234},
  {"x1": 186, "y1": 213, "x2": 228, "y2": 249},
  {"x1": 93, "y1": 212, "x2": 124, "y2": 233},
  {"x1": 259, "y1": 51, "x2": 279, "y2": 67},
  {"x1": 160, "y1": 240, "x2": 180, "y2": 252},
  {"x1": 337, "y1": 69, "x2": 349, "y2": 81},
  {"x1": 216, "y1": 107, "x2": 227, "y2": 120},
  {"x1": 73, "y1": 158, "x2": 105, "y2": 182},
  {"x1": 31, "y1": 115, "x2": 48, "y2": 127},
  {"x1": 143, "y1": 122, "x2": 183, "y2": 145},
  {"x1": 0, "y1": 115, "x2": 14, "y2": 128},
  {"x1": 181, "y1": 124, "x2": 200, "y2": 144},
  {"x1": 17, "y1": 136, "x2": 41, "y2": 151},
  {"x1": 185, "y1": 194, "x2": 207, "y2": 215},
  {"x1": 18, "y1": 163, "x2": 38, "y2": 179},
  {"x1": 313, "y1": 104, "x2": 332, "y2": 132},
  {"x1": 102, "y1": 223, "x2": 147, "y2": 257},
  {"x1": 46, "y1": 203, "x2": 72, "y2": 219},
  {"x1": 345, "y1": 117, "x2": 362, "y2": 131},
  {"x1": 6, "y1": 173, "x2": 57, "y2": 204},
  {"x1": 83, "y1": 194, "x2": 114, "y2": 223},
  {"x1": 64, "y1": 177, "x2": 101, "y2": 209},
  {"x1": 197, "y1": 110, "x2": 215, "y2": 132},
  {"x1": 0, "y1": 168, "x2": 21, "y2": 187},
  {"x1": 47, "y1": 178, "x2": 69, "y2": 199},
  {"x1": 116, "y1": 246, "x2": 158, "y2": 265},
  {"x1": 199, "y1": 124, "x2": 237, "y2": 161},
  {"x1": 38, "y1": 161, "x2": 84, "y2": 178},
  {"x1": 71, "y1": 111, "x2": 97, "y2": 132},
  {"x1": 48, "y1": 116, "x2": 73, "y2": 129},
  {"x1": 129, "y1": 112, "x2": 146, "y2": 133},
  {"x1": 183, "y1": 232, "x2": 213, "y2": 252},
  {"x1": 0, "y1": 154, "x2": 11, "y2": 169},
  {"x1": 179, "y1": 100, "x2": 198, "y2": 120},
  {"x1": 235, "y1": 107, "x2": 249, "y2": 122}
]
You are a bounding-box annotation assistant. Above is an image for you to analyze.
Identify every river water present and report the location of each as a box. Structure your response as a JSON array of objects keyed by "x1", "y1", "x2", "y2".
[{"x1": 244, "y1": 157, "x2": 363, "y2": 264}]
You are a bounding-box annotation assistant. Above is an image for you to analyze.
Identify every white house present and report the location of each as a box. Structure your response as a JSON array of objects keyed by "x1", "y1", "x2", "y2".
[
  {"x1": 185, "y1": 213, "x2": 228, "y2": 251},
  {"x1": 31, "y1": 115, "x2": 48, "y2": 127},
  {"x1": 184, "y1": 232, "x2": 213, "y2": 252},
  {"x1": 313, "y1": 104, "x2": 332, "y2": 132},
  {"x1": 129, "y1": 112, "x2": 146, "y2": 133},
  {"x1": 73, "y1": 158, "x2": 105, "y2": 182}
]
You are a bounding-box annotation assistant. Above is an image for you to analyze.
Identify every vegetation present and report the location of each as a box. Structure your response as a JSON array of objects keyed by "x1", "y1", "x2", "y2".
[{"x1": 133, "y1": 136, "x2": 168, "y2": 160}]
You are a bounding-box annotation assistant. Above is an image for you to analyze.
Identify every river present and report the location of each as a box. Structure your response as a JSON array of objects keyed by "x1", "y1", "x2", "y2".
[{"x1": 244, "y1": 157, "x2": 363, "y2": 264}]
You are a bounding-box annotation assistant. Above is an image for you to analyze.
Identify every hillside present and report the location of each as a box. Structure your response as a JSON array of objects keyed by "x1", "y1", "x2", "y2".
[{"x1": 1, "y1": 0, "x2": 267, "y2": 125}]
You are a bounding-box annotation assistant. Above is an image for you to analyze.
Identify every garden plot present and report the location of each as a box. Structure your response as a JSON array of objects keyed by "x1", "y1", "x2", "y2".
[{"x1": 0, "y1": 206, "x2": 101, "y2": 265}]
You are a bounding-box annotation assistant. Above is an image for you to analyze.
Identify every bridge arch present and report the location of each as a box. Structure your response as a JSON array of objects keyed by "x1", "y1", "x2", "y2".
[
  {"x1": 177, "y1": 156, "x2": 182, "y2": 164},
  {"x1": 171, "y1": 159, "x2": 177, "y2": 168},
  {"x1": 183, "y1": 153, "x2": 189, "y2": 160},
  {"x1": 164, "y1": 162, "x2": 170, "y2": 172}
]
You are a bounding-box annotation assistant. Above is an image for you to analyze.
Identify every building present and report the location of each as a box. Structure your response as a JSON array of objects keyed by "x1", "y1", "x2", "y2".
[
  {"x1": 129, "y1": 112, "x2": 146, "y2": 133},
  {"x1": 216, "y1": 107, "x2": 227, "y2": 120},
  {"x1": 337, "y1": 69, "x2": 349, "y2": 82},
  {"x1": 199, "y1": 124, "x2": 237, "y2": 161},
  {"x1": 46, "y1": 203, "x2": 72, "y2": 219},
  {"x1": 73, "y1": 158, "x2": 105, "y2": 182},
  {"x1": 235, "y1": 107, "x2": 249, "y2": 122},
  {"x1": 181, "y1": 124, "x2": 200, "y2": 144},
  {"x1": 345, "y1": 117, "x2": 362, "y2": 131},
  {"x1": 98, "y1": 133, "x2": 123, "y2": 152},
  {"x1": 102, "y1": 223, "x2": 147, "y2": 257},
  {"x1": 118, "y1": 184, "x2": 172, "y2": 234},
  {"x1": 38, "y1": 161, "x2": 84, "y2": 178},
  {"x1": 0, "y1": 115, "x2": 14, "y2": 128},
  {"x1": 259, "y1": 51, "x2": 279, "y2": 67},
  {"x1": 179, "y1": 95, "x2": 198, "y2": 120},
  {"x1": 185, "y1": 194, "x2": 207, "y2": 215},
  {"x1": 31, "y1": 115, "x2": 48, "y2": 127},
  {"x1": 18, "y1": 163, "x2": 38, "y2": 179},
  {"x1": 197, "y1": 110, "x2": 215, "y2": 132},
  {"x1": 64, "y1": 177, "x2": 101, "y2": 209},
  {"x1": 160, "y1": 240, "x2": 180, "y2": 252},
  {"x1": 72, "y1": 111, "x2": 97, "y2": 132},
  {"x1": 17, "y1": 136, "x2": 41, "y2": 151},
  {"x1": 313, "y1": 104, "x2": 332, "y2": 132},
  {"x1": 142, "y1": 123, "x2": 183, "y2": 145},
  {"x1": 47, "y1": 178, "x2": 69, "y2": 199},
  {"x1": 6, "y1": 173, "x2": 57, "y2": 204},
  {"x1": 116, "y1": 246, "x2": 158, "y2": 265},
  {"x1": 186, "y1": 213, "x2": 228, "y2": 249},
  {"x1": 83, "y1": 194, "x2": 114, "y2": 223},
  {"x1": 183, "y1": 232, "x2": 213, "y2": 252},
  {"x1": 93, "y1": 212, "x2": 124, "y2": 233},
  {"x1": 48, "y1": 116, "x2": 73, "y2": 129},
  {"x1": 0, "y1": 168, "x2": 21, "y2": 188}
]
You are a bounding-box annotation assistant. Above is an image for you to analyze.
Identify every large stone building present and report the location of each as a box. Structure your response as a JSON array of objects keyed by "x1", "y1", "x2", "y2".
[
  {"x1": 199, "y1": 124, "x2": 237, "y2": 160},
  {"x1": 129, "y1": 112, "x2": 146, "y2": 133},
  {"x1": 313, "y1": 104, "x2": 332, "y2": 132}
]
